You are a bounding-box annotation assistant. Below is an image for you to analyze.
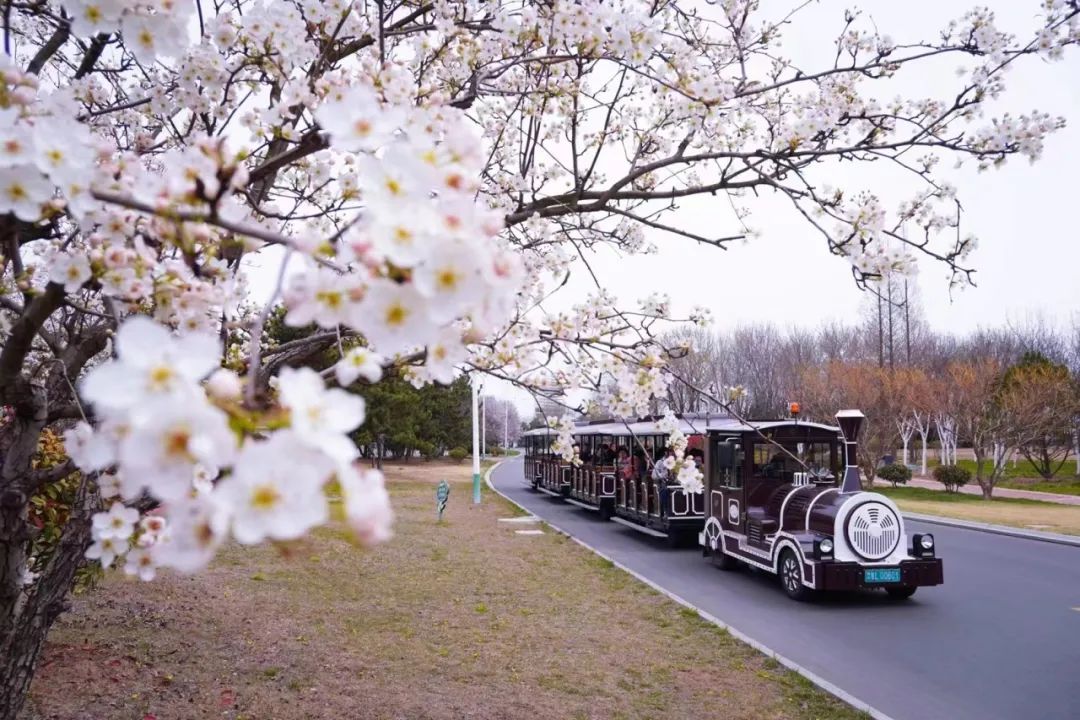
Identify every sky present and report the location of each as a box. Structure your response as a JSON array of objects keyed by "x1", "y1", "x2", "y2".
[
  {"x1": 247, "y1": 0, "x2": 1080, "y2": 416},
  {"x1": 551, "y1": 0, "x2": 1080, "y2": 336}
]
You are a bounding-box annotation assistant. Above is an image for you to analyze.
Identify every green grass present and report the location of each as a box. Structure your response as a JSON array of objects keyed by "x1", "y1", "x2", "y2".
[
  {"x1": 877, "y1": 486, "x2": 1054, "y2": 507},
  {"x1": 997, "y1": 477, "x2": 1080, "y2": 496},
  {"x1": 924, "y1": 457, "x2": 1077, "y2": 482}
]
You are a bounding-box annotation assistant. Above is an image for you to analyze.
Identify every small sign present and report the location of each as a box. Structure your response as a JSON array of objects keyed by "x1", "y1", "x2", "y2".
[{"x1": 436, "y1": 480, "x2": 450, "y2": 521}]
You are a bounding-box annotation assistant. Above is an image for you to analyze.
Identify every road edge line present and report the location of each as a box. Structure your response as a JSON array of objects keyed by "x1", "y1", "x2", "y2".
[
  {"x1": 902, "y1": 511, "x2": 1080, "y2": 547},
  {"x1": 483, "y1": 460, "x2": 895, "y2": 720}
]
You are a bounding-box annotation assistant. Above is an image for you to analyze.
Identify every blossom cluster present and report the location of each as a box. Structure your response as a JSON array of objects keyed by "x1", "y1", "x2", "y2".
[
  {"x1": 656, "y1": 412, "x2": 704, "y2": 494},
  {"x1": 550, "y1": 416, "x2": 581, "y2": 466},
  {"x1": 62, "y1": 1, "x2": 196, "y2": 62},
  {"x1": 69, "y1": 317, "x2": 392, "y2": 578},
  {"x1": 280, "y1": 83, "x2": 524, "y2": 386}
]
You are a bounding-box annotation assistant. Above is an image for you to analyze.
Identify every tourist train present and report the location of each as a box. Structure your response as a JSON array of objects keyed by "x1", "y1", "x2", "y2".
[{"x1": 520, "y1": 408, "x2": 944, "y2": 600}]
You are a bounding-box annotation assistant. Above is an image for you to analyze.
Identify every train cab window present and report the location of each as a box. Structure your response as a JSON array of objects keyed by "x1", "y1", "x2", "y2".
[
  {"x1": 795, "y1": 442, "x2": 838, "y2": 479},
  {"x1": 711, "y1": 437, "x2": 743, "y2": 489},
  {"x1": 752, "y1": 442, "x2": 837, "y2": 482},
  {"x1": 752, "y1": 444, "x2": 796, "y2": 481}
]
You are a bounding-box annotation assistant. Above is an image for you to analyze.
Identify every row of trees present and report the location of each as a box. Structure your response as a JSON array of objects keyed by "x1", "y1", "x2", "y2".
[{"x1": 664, "y1": 311, "x2": 1080, "y2": 499}]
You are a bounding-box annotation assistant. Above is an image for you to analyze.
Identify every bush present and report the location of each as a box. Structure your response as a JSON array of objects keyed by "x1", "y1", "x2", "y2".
[
  {"x1": 877, "y1": 463, "x2": 912, "y2": 487},
  {"x1": 933, "y1": 464, "x2": 971, "y2": 493},
  {"x1": 416, "y1": 441, "x2": 440, "y2": 460},
  {"x1": 448, "y1": 447, "x2": 468, "y2": 463}
]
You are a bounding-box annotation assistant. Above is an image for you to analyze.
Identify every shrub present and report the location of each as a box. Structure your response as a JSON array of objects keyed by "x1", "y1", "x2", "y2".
[
  {"x1": 933, "y1": 464, "x2": 971, "y2": 493},
  {"x1": 416, "y1": 441, "x2": 439, "y2": 460},
  {"x1": 448, "y1": 447, "x2": 468, "y2": 463},
  {"x1": 877, "y1": 463, "x2": 912, "y2": 487}
]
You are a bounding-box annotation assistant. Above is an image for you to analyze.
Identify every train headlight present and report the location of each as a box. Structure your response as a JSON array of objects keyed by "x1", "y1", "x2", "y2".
[
  {"x1": 814, "y1": 537, "x2": 833, "y2": 560},
  {"x1": 912, "y1": 533, "x2": 935, "y2": 558}
]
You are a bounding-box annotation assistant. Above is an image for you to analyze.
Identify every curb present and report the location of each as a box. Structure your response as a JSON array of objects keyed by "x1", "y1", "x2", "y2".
[
  {"x1": 483, "y1": 460, "x2": 896, "y2": 720},
  {"x1": 902, "y1": 512, "x2": 1080, "y2": 548}
]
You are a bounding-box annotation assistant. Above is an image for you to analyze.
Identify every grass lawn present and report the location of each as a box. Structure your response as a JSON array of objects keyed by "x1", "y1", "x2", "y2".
[
  {"x1": 996, "y1": 477, "x2": 1080, "y2": 497},
  {"x1": 921, "y1": 457, "x2": 1080, "y2": 493},
  {"x1": 27, "y1": 460, "x2": 864, "y2": 720},
  {"x1": 877, "y1": 486, "x2": 1080, "y2": 536}
]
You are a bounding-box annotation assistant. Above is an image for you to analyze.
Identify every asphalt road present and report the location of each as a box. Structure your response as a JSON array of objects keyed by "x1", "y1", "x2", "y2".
[{"x1": 491, "y1": 457, "x2": 1080, "y2": 720}]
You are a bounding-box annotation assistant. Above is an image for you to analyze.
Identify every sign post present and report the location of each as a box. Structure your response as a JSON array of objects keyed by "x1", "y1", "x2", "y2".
[{"x1": 436, "y1": 480, "x2": 450, "y2": 521}]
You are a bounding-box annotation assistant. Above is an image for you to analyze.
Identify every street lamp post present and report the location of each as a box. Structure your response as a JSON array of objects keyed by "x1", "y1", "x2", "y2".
[
  {"x1": 481, "y1": 395, "x2": 486, "y2": 458},
  {"x1": 471, "y1": 376, "x2": 481, "y2": 504}
]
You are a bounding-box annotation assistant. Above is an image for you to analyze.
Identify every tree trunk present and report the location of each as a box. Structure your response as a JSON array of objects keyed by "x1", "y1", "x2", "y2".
[
  {"x1": 1, "y1": 388, "x2": 94, "y2": 719},
  {"x1": 0, "y1": 470, "x2": 93, "y2": 716},
  {"x1": 919, "y1": 430, "x2": 928, "y2": 476}
]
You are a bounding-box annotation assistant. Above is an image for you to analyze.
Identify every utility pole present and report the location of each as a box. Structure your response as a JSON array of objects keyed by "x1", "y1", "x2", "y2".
[
  {"x1": 904, "y1": 278, "x2": 912, "y2": 365},
  {"x1": 481, "y1": 395, "x2": 486, "y2": 458},
  {"x1": 471, "y1": 376, "x2": 481, "y2": 504},
  {"x1": 887, "y1": 276, "x2": 895, "y2": 371}
]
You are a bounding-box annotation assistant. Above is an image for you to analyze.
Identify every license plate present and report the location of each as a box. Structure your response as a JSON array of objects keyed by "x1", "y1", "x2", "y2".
[{"x1": 864, "y1": 568, "x2": 901, "y2": 584}]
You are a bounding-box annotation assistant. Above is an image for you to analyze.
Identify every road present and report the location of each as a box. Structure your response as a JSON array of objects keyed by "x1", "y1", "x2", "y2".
[{"x1": 491, "y1": 457, "x2": 1080, "y2": 720}]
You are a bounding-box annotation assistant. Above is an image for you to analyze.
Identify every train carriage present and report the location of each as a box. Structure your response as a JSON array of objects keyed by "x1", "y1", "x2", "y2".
[
  {"x1": 607, "y1": 417, "x2": 707, "y2": 546},
  {"x1": 523, "y1": 416, "x2": 708, "y2": 545},
  {"x1": 700, "y1": 409, "x2": 944, "y2": 600}
]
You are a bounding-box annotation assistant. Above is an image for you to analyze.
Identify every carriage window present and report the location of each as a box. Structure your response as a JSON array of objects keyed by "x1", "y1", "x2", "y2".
[{"x1": 711, "y1": 438, "x2": 743, "y2": 489}]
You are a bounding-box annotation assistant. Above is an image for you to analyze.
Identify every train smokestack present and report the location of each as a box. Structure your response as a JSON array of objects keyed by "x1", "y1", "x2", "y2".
[{"x1": 835, "y1": 409, "x2": 865, "y2": 493}]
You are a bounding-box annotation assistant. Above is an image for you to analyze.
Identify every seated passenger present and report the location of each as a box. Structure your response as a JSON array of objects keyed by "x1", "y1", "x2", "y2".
[
  {"x1": 616, "y1": 448, "x2": 633, "y2": 481},
  {"x1": 653, "y1": 448, "x2": 675, "y2": 517}
]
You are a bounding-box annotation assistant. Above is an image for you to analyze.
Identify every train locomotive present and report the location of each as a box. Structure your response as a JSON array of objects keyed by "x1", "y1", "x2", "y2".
[{"x1": 521, "y1": 408, "x2": 943, "y2": 600}]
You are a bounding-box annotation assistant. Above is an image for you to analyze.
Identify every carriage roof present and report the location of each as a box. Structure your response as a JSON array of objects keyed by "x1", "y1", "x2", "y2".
[{"x1": 521, "y1": 415, "x2": 838, "y2": 439}]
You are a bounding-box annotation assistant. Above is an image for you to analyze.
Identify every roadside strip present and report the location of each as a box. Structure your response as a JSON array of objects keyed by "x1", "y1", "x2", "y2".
[
  {"x1": 483, "y1": 460, "x2": 896, "y2": 720},
  {"x1": 903, "y1": 512, "x2": 1080, "y2": 548}
]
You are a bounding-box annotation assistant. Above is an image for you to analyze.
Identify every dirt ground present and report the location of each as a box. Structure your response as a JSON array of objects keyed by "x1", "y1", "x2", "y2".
[{"x1": 25, "y1": 461, "x2": 864, "y2": 720}]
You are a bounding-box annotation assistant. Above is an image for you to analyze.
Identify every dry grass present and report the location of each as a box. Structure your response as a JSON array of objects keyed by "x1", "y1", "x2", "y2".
[
  {"x1": 880, "y1": 487, "x2": 1080, "y2": 535},
  {"x1": 26, "y1": 461, "x2": 865, "y2": 720}
]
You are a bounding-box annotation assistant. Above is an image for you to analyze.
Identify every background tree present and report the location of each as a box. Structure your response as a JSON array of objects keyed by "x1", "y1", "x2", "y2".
[
  {"x1": 482, "y1": 397, "x2": 522, "y2": 451},
  {"x1": 947, "y1": 360, "x2": 1011, "y2": 499},
  {"x1": 800, "y1": 362, "x2": 897, "y2": 487},
  {"x1": 996, "y1": 352, "x2": 1078, "y2": 479}
]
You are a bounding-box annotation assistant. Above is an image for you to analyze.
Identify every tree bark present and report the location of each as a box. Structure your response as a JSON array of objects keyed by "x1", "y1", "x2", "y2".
[{"x1": 0, "y1": 472, "x2": 93, "y2": 719}]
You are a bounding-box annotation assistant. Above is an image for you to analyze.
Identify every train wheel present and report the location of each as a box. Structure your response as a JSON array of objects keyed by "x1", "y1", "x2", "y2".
[
  {"x1": 779, "y1": 549, "x2": 812, "y2": 601},
  {"x1": 714, "y1": 545, "x2": 739, "y2": 571},
  {"x1": 885, "y1": 586, "x2": 917, "y2": 600}
]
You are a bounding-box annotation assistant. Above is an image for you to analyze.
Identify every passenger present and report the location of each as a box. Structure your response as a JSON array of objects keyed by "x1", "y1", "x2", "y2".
[
  {"x1": 616, "y1": 448, "x2": 633, "y2": 481},
  {"x1": 653, "y1": 447, "x2": 675, "y2": 517},
  {"x1": 765, "y1": 451, "x2": 786, "y2": 478}
]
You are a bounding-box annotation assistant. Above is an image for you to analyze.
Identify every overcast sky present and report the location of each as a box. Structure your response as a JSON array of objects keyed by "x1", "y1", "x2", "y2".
[
  {"x1": 554, "y1": 0, "x2": 1080, "y2": 336},
  {"x1": 248, "y1": 1, "x2": 1080, "y2": 416}
]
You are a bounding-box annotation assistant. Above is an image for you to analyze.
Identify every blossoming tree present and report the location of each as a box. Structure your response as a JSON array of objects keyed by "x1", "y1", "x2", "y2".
[{"x1": 0, "y1": 0, "x2": 1077, "y2": 713}]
